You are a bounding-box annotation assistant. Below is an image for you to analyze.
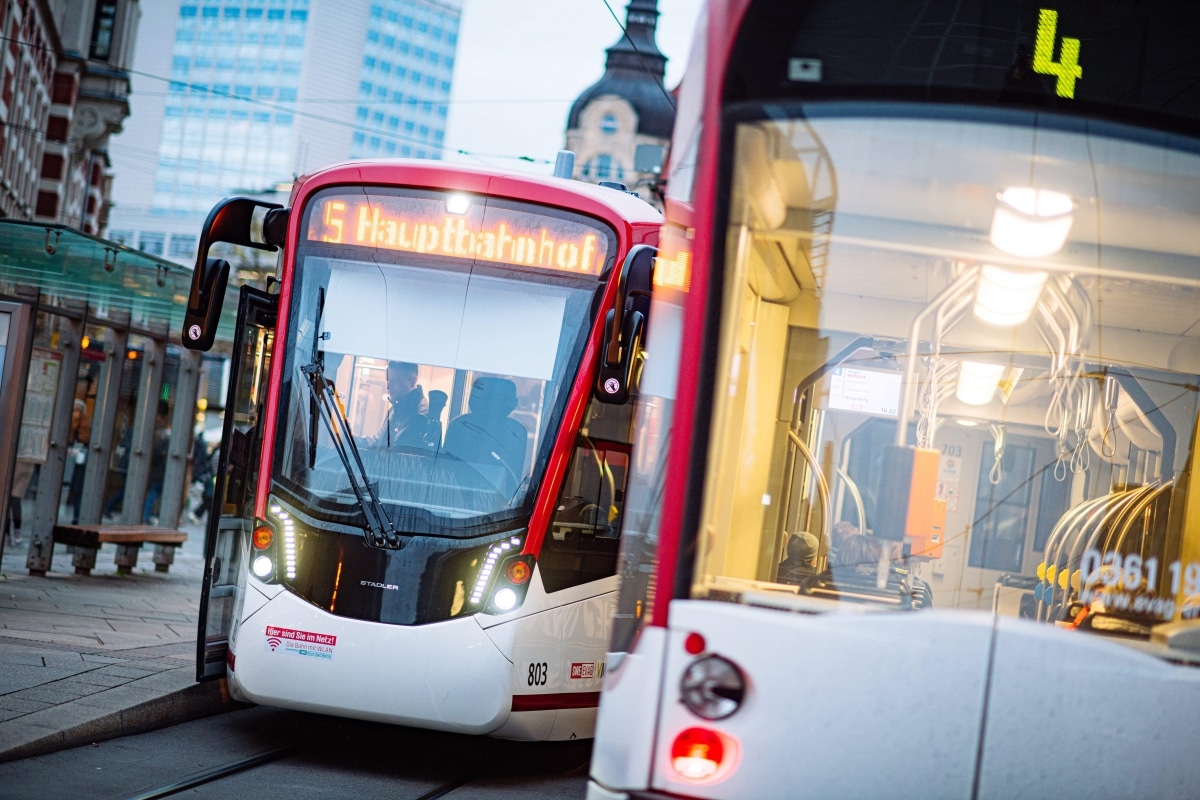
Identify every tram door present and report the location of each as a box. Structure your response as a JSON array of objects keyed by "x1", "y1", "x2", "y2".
[
  {"x1": 196, "y1": 287, "x2": 276, "y2": 681},
  {"x1": 930, "y1": 428, "x2": 1060, "y2": 611}
]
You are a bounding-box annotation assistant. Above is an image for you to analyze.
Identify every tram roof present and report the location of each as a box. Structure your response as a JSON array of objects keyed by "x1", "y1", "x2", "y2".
[
  {"x1": 293, "y1": 159, "x2": 664, "y2": 226},
  {"x1": 0, "y1": 220, "x2": 237, "y2": 340}
]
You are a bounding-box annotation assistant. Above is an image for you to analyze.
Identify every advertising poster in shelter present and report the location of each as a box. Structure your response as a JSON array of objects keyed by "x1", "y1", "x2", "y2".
[{"x1": 17, "y1": 347, "x2": 62, "y2": 463}]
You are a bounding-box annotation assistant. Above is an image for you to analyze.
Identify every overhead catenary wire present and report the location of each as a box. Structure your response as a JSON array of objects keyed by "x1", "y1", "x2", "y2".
[
  {"x1": 599, "y1": 0, "x2": 677, "y2": 111},
  {"x1": 0, "y1": 31, "x2": 554, "y2": 166}
]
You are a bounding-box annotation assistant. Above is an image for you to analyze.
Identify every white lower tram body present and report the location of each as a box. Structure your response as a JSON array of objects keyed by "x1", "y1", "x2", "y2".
[
  {"x1": 589, "y1": 601, "x2": 1200, "y2": 799},
  {"x1": 227, "y1": 566, "x2": 615, "y2": 741}
]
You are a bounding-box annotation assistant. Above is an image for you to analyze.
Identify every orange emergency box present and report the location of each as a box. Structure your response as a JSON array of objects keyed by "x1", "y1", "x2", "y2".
[{"x1": 875, "y1": 445, "x2": 945, "y2": 559}]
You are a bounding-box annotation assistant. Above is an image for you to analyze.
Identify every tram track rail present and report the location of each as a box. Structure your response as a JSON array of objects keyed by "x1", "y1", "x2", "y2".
[
  {"x1": 121, "y1": 742, "x2": 484, "y2": 800},
  {"x1": 123, "y1": 745, "x2": 300, "y2": 800}
]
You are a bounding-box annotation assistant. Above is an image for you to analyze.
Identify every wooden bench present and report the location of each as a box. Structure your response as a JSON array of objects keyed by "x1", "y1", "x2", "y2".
[{"x1": 50, "y1": 524, "x2": 188, "y2": 576}]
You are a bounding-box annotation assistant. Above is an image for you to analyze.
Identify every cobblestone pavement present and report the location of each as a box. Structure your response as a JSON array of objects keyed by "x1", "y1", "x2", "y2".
[{"x1": 0, "y1": 515, "x2": 235, "y2": 762}]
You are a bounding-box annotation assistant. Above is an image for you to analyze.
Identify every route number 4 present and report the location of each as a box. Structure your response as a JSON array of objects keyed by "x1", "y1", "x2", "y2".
[{"x1": 1033, "y1": 9, "x2": 1082, "y2": 99}]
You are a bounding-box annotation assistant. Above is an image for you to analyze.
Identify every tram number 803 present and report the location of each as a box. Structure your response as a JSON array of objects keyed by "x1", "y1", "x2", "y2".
[{"x1": 528, "y1": 662, "x2": 548, "y2": 686}]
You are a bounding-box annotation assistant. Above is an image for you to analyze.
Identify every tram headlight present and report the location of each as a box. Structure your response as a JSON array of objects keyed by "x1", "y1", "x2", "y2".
[
  {"x1": 253, "y1": 501, "x2": 301, "y2": 584},
  {"x1": 469, "y1": 536, "x2": 534, "y2": 614},
  {"x1": 493, "y1": 587, "x2": 518, "y2": 611},
  {"x1": 680, "y1": 655, "x2": 746, "y2": 720},
  {"x1": 252, "y1": 555, "x2": 274, "y2": 579}
]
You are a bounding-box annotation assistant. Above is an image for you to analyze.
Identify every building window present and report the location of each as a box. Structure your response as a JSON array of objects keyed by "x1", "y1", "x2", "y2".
[
  {"x1": 109, "y1": 230, "x2": 134, "y2": 246},
  {"x1": 169, "y1": 234, "x2": 198, "y2": 258},
  {"x1": 595, "y1": 154, "x2": 613, "y2": 179},
  {"x1": 634, "y1": 143, "x2": 665, "y2": 174},
  {"x1": 139, "y1": 233, "x2": 165, "y2": 256},
  {"x1": 89, "y1": 0, "x2": 119, "y2": 60},
  {"x1": 600, "y1": 114, "x2": 619, "y2": 135}
]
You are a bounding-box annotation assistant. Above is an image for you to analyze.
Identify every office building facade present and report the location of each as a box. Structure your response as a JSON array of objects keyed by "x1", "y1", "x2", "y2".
[{"x1": 107, "y1": 0, "x2": 460, "y2": 264}]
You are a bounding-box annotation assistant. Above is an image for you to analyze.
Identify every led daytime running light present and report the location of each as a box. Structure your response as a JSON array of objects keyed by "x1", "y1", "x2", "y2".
[
  {"x1": 469, "y1": 538, "x2": 523, "y2": 605},
  {"x1": 270, "y1": 505, "x2": 298, "y2": 581}
]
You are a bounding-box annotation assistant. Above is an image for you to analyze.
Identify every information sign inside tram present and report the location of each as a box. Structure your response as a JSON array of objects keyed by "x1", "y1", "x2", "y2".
[
  {"x1": 307, "y1": 192, "x2": 609, "y2": 276},
  {"x1": 828, "y1": 366, "x2": 901, "y2": 417}
]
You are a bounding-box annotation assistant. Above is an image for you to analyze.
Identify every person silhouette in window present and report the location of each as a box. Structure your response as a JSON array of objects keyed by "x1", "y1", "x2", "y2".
[
  {"x1": 425, "y1": 389, "x2": 448, "y2": 449},
  {"x1": 382, "y1": 361, "x2": 431, "y2": 449},
  {"x1": 442, "y1": 377, "x2": 528, "y2": 493}
]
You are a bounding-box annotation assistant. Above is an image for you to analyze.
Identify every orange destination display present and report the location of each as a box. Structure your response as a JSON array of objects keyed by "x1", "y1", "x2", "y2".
[{"x1": 307, "y1": 192, "x2": 611, "y2": 276}]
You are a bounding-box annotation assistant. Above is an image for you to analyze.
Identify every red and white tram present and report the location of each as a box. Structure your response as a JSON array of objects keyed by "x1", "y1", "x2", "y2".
[
  {"x1": 590, "y1": 1, "x2": 1200, "y2": 797},
  {"x1": 183, "y1": 160, "x2": 659, "y2": 740}
]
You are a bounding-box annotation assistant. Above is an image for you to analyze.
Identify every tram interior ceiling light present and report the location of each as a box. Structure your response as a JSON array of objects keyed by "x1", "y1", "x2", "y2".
[
  {"x1": 990, "y1": 187, "x2": 1075, "y2": 259},
  {"x1": 973, "y1": 265, "x2": 1049, "y2": 326},
  {"x1": 956, "y1": 360, "x2": 1006, "y2": 406}
]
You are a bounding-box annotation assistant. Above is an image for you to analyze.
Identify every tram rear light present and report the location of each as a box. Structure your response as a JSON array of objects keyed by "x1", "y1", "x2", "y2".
[
  {"x1": 506, "y1": 560, "x2": 531, "y2": 584},
  {"x1": 684, "y1": 632, "x2": 706, "y2": 654},
  {"x1": 671, "y1": 727, "x2": 725, "y2": 781},
  {"x1": 253, "y1": 525, "x2": 274, "y2": 550}
]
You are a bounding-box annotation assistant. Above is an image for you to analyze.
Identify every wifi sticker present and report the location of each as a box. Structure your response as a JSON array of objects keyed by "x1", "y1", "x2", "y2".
[{"x1": 263, "y1": 625, "x2": 337, "y2": 660}]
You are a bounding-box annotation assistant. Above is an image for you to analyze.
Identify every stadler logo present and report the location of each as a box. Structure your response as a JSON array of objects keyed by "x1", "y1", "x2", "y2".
[
  {"x1": 188, "y1": 324, "x2": 202, "y2": 340},
  {"x1": 603, "y1": 378, "x2": 620, "y2": 395},
  {"x1": 361, "y1": 580, "x2": 399, "y2": 591}
]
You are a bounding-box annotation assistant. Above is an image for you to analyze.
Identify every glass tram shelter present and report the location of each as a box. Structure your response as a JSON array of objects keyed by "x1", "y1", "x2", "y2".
[{"x1": 0, "y1": 220, "x2": 234, "y2": 575}]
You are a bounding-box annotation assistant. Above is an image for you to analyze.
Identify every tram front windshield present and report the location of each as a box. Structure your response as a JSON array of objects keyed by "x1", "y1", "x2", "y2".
[
  {"x1": 274, "y1": 188, "x2": 612, "y2": 535},
  {"x1": 682, "y1": 104, "x2": 1200, "y2": 641}
]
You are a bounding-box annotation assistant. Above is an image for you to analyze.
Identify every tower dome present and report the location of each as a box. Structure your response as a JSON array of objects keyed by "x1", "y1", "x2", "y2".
[{"x1": 564, "y1": 0, "x2": 675, "y2": 203}]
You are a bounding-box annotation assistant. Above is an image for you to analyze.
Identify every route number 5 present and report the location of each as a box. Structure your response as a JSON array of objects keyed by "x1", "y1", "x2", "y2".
[{"x1": 1034, "y1": 9, "x2": 1082, "y2": 99}]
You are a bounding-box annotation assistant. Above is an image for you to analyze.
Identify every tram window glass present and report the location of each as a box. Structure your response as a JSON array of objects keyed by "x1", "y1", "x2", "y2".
[
  {"x1": 542, "y1": 399, "x2": 636, "y2": 592},
  {"x1": 689, "y1": 107, "x2": 1200, "y2": 637},
  {"x1": 277, "y1": 188, "x2": 614, "y2": 535},
  {"x1": 968, "y1": 442, "x2": 1036, "y2": 573}
]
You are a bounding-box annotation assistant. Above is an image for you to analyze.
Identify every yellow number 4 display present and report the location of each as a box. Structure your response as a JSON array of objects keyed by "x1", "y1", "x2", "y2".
[{"x1": 1033, "y1": 8, "x2": 1082, "y2": 99}]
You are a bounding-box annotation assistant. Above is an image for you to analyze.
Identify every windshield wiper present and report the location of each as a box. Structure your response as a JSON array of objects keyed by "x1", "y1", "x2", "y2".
[{"x1": 301, "y1": 290, "x2": 402, "y2": 550}]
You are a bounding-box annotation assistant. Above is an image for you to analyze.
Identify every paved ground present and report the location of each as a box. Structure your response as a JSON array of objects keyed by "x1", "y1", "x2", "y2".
[{"x1": 0, "y1": 514, "x2": 236, "y2": 762}]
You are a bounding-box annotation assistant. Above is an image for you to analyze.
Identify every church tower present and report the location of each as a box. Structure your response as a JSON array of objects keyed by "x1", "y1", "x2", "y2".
[{"x1": 565, "y1": 0, "x2": 675, "y2": 205}]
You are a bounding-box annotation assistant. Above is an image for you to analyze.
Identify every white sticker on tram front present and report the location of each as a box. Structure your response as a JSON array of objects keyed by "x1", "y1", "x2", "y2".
[{"x1": 264, "y1": 625, "x2": 336, "y2": 660}]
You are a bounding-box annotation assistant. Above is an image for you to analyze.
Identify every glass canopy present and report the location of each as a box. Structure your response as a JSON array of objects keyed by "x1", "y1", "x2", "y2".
[{"x1": 0, "y1": 221, "x2": 240, "y2": 339}]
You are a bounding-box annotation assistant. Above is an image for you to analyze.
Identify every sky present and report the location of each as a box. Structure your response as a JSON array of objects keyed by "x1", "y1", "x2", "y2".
[{"x1": 441, "y1": 0, "x2": 703, "y2": 174}]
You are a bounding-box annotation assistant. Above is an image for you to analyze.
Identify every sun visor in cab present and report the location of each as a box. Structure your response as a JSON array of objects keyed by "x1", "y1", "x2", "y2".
[{"x1": 875, "y1": 445, "x2": 945, "y2": 559}]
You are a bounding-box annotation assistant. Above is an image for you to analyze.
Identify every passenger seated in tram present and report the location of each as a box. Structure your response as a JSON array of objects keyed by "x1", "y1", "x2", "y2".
[
  {"x1": 777, "y1": 531, "x2": 820, "y2": 585},
  {"x1": 425, "y1": 389, "x2": 448, "y2": 449},
  {"x1": 442, "y1": 377, "x2": 528, "y2": 494},
  {"x1": 828, "y1": 520, "x2": 859, "y2": 564},
  {"x1": 826, "y1": 533, "x2": 933, "y2": 608},
  {"x1": 830, "y1": 533, "x2": 883, "y2": 586}
]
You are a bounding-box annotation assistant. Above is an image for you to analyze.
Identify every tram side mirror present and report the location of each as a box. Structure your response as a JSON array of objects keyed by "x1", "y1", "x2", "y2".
[
  {"x1": 182, "y1": 257, "x2": 231, "y2": 351},
  {"x1": 182, "y1": 196, "x2": 286, "y2": 352},
  {"x1": 596, "y1": 245, "x2": 656, "y2": 405}
]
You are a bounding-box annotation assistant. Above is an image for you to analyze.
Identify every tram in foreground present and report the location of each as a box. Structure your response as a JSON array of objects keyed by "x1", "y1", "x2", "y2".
[
  {"x1": 182, "y1": 160, "x2": 660, "y2": 740},
  {"x1": 589, "y1": 1, "x2": 1200, "y2": 797}
]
